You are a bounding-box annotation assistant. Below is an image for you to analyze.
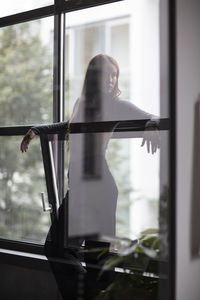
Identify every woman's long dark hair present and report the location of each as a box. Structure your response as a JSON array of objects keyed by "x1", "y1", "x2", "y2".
[
  {"x1": 70, "y1": 54, "x2": 120, "y2": 123},
  {"x1": 81, "y1": 54, "x2": 121, "y2": 100}
]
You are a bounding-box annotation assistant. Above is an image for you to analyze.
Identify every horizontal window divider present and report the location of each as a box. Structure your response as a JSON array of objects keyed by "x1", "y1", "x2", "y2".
[
  {"x1": 66, "y1": 118, "x2": 169, "y2": 135},
  {"x1": 0, "y1": 248, "x2": 46, "y2": 260},
  {"x1": 0, "y1": 5, "x2": 55, "y2": 28},
  {"x1": 0, "y1": 125, "x2": 34, "y2": 135},
  {"x1": 0, "y1": 251, "x2": 51, "y2": 272},
  {"x1": 61, "y1": 0, "x2": 123, "y2": 14},
  {"x1": 0, "y1": 238, "x2": 44, "y2": 255},
  {"x1": 0, "y1": 247, "x2": 165, "y2": 280},
  {"x1": 0, "y1": 0, "x2": 123, "y2": 28},
  {"x1": 0, "y1": 118, "x2": 169, "y2": 137}
]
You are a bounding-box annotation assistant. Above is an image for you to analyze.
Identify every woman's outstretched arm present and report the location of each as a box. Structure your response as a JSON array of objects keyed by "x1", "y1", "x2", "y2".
[
  {"x1": 115, "y1": 99, "x2": 160, "y2": 154},
  {"x1": 31, "y1": 121, "x2": 68, "y2": 135},
  {"x1": 20, "y1": 121, "x2": 68, "y2": 153}
]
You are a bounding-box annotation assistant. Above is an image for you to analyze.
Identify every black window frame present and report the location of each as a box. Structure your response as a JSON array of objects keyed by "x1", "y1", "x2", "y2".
[
  {"x1": 0, "y1": 0, "x2": 125, "y2": 250},
  {"x1": 0, "y1": 0, "x2": 176, "y2": 299}
]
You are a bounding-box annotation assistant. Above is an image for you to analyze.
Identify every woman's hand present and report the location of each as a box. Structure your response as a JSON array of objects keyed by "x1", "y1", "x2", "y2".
[
  {"x1": 141, "y1": 127, "x2": 160, "y2": 154},
  {"x1": 20, "y1": 129, "x2": 35, "y2": 153}
]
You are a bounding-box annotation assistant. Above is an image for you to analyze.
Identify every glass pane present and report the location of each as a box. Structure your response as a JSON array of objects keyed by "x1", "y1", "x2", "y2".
[
  {"x1": 46, "y1": 1, "x2": 170, "y2": 299},
  {"x1": 0, "y1": 17, "x2": 54, "y2": 125},
  {"x1": 108, "y1": 136, "x2": 160, "y2": 239},
  {"x1": 65, "y1": 0, "x2": 163, "y2": 119},
  {"x1": 0, "y1": 0, "x2": 53, "y2": 18},
  {"x1": 0, "y1": 136, "x2": 50, "y2": 244},
  {"x1": 56, "y1": 125, "x2": 169, "y2": 299},
  {"x1": 65, "y1": 131, "x2": 160, "y2": 241},
  {"x1": 64, "y1": 0, "x2": 164, "y2": 240}
]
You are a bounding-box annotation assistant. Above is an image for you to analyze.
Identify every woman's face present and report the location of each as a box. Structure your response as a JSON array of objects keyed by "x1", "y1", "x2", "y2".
[{"x1": 101, "y1": 63, "x2": 118, "y2": 95}]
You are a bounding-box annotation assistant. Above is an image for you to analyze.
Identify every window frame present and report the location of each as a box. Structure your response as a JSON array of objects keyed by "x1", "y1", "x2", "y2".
[
  {"x1": 0, "y1": 1, "x2": 176, "y2": 299},
  {"x1": 0, "y1": 0, "x2": 125, "y2": 255}
]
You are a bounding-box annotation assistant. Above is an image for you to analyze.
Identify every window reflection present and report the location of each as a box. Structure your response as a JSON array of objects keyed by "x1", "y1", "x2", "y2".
[
  {"x1": 0, "y1": 136, "x2": 50, "y2": 243},
  {"x1": 64, "y1": 53, "x2": 159, "y2": 243},
  {"x1": 0, "y1": 18, "x2": 53, "y2": 126},
  {"x1": 65, "y1": 0, "x2": 161, "y2": 242},
  {"x1": 18, "y1": 0, "x2": 169, "y2": 298}
]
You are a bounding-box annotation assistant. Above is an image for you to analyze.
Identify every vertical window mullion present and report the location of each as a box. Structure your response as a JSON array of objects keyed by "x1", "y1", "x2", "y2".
[{"x1": 53, "y1": 13, "x2": 65, "y2": 208}]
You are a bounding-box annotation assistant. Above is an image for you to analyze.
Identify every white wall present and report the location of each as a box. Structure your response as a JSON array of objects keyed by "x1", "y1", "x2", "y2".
[{"x1": 176, "y1": 0, "x2": 200, "y2": 299}]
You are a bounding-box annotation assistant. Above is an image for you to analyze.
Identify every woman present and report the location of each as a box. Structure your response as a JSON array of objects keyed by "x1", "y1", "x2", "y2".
[{"x1": 20, "y1": 54, "x2": 159, "y2": 243}]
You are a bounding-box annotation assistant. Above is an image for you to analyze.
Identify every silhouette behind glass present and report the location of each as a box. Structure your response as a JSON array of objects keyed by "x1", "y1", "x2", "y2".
[
  {"x1": 67, "y1": 54, "x2": 159, "y2": 240},
  {"x1": 20, "y1": 54, "x2": 160, "y2": 299}
]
